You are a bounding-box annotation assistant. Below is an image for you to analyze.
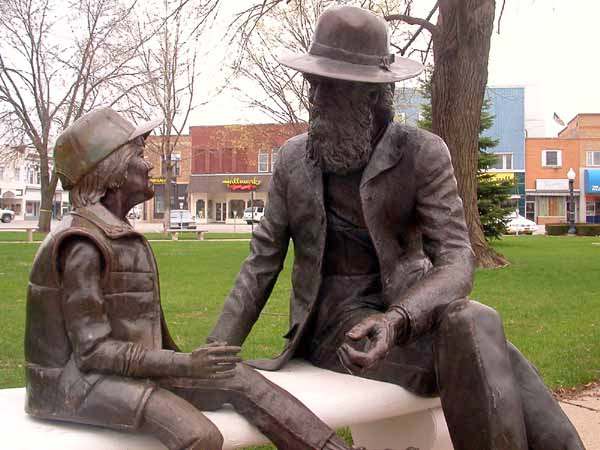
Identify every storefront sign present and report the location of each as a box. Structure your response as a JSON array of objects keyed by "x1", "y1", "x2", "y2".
[
  {"x1": 150, "y1": 177, "x2": 166, "y2": 184},
  {"x1": 585, "y1": 169, "x2": 600, "y2": 194},
  {"x1": 222, "y1": 177, "x2": 261, "y2": 191},
  {"x1": 489, "y1": 172, "x2": 515, "y2": 183},
  {"x1": 536, "y1": 179, "x2": 569, "y2": 191}
]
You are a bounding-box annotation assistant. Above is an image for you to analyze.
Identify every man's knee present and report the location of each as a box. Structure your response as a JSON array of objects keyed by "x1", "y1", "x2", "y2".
[{"x1": 440, "y1": 299, "x2": 505, "y2": 342}]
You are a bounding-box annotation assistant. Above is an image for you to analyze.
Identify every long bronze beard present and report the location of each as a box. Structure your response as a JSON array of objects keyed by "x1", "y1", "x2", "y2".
[{"x1": 307, "y1": 97, "x2": 374, "y2": 175}]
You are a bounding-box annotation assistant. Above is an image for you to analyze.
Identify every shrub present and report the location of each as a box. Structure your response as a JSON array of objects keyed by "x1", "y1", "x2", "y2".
[{"x1": 546, "y1": 223, "x2": 600, "y2": 236}]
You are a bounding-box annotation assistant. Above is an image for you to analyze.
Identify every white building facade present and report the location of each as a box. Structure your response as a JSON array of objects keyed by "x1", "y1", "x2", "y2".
[{"x1": 0, "y1": 148, "x2": 68, "y2": 221}]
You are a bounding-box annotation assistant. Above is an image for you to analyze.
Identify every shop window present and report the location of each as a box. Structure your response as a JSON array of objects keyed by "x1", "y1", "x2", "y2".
[
  {"x1": 154, "y1": 184, "x2": 165, "y2": 218},
  {"x1": 196, "y1": 199, "x2": 205, "y2": 219},
  {"x1": 542, "y1": 150, "x2": 562, "y2": 168},
  {"x1": 248, "y1": 198, "x2": 265, "y2": 208},
  {"x1": 586, "y1": 151, "x2": 600, "y2": 167},
  {"x1": 537, "y1": 196, "x2": 565, "y2": 217},
  {"x1": 586, "y1": 201, "x2": 596, "y2": 217},
  {"x1": 25, "y1": 201, "x2": 40, "y2": 217},
  {"x1": 229, "y1": 199, "x2": 245, "y2": 219},
  {"x1": 489, "y1": 153, "x2": 513, "y2": 170},
  {"x1": 258, "y1": 152, "x2": 269, "y2": 173}
]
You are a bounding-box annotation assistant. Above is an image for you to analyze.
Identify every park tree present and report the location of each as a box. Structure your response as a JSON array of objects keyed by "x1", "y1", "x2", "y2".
[
  {"x1": 418, "y1": 70, "x2": 514, "y2": 241},
  {"x1": 228, "y1": 0, "x2": 409, "y2": 128},
  {"x1": 386, "y1": 0, "x2": 507, "y2": 267},
  {"x1": 124, "y1": 0, "x2": 221, "y2": 231},
  {"x1": 0, "y1": 0, "x2": 144, "y2": 232}
]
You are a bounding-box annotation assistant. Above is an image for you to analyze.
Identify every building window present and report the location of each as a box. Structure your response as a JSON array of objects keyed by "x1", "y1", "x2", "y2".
[
  {"x1": 542, "y1": 150, "x2": 562, "y2": 168},
  {"x1": 229, "y1": 199, "x2": 245, "y2": 219},
  {"x1": 161, "y1": 154, "x2": 181, "y2": 177},
  {"x1": 586, "y1": 151, "x2": 600, "y2": 167},
  {"x1": 14, "y1": 167, "x2": 20, "y2": 182},
  {"x1": 490, "y1": 153, "x2": 513, "y2": 170},
  {"x1": 537, "y1": 196, "x2": 565, "y2": 217},
  {"x1": 258, "y1": 152, "x2": 269, "y2": 173},
  {"x1": 0, "y1": 166, "x2": 4, "y2": 180},
  {"x1": 271, "y1": 148, "x2": 279, "y2": 171},
  {"x1": 27, "y1": 163, "x2": 40, "y2": 185}
]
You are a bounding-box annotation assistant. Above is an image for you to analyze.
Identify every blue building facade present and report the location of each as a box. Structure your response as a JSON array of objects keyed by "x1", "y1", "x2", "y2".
[{"x1": 394, "y1": 86, "x2": 526, "y2": 213}]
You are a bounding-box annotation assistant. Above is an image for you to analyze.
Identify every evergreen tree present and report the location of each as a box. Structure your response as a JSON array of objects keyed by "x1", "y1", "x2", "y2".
[{"x1": 416, "y1": 69, "x2": 515, "y2": 240}]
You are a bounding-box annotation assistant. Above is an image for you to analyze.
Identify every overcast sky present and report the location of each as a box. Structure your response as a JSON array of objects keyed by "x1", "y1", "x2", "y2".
[{"x1": 189, "y1": 1, "x2": 597, "y2": 137}]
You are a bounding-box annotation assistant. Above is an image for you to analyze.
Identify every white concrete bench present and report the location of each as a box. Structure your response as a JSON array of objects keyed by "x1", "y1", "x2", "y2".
[
  {"x1": 167, "y1": 229, "x2": 206, "y2": 240},
  {"x1": 0, "y1": 360, "x2": 452, "y2": 450}
]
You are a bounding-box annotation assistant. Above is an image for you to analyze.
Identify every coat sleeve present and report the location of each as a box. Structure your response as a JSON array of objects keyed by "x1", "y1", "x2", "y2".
[
  {"x1": 390, "y1": 133, "x2": 475, "y2": 341},
  {"x1": 207, "y1": 149, "x2": 291, "y2": 346}
]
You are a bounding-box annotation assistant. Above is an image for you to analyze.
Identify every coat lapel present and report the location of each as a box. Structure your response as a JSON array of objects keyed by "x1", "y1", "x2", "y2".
[
  {"x1": 361, "y1": 122, "x2": 407, "y2": 187},
  {"x1": 303, "y1": 153, "x2": 325, "y2": 212}
]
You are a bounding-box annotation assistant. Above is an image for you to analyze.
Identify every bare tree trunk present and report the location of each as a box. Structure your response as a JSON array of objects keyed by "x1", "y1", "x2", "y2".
[{"x1": 431, "y1": 0, "x2": 508, "y2": 268}]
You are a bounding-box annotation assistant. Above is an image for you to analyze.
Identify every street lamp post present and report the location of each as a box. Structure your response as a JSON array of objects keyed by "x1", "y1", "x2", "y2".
[{"x1": 567, "y1": 168, "x2": 576, "y2": 235}]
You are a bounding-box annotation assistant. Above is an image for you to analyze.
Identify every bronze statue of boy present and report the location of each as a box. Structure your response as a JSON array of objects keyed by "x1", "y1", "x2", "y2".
[{"x1": 24, "y1": 107, "x2": 359, "y2": 450}]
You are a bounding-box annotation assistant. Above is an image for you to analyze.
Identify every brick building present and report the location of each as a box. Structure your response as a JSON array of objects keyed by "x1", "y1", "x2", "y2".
[
  {"x1": 189, "y1": 123, "x2": 305, "y2": 223},
  {"x1": 142, "y1": 135, "x2": 192, "y2": 222},
  {"x1": 525, "y1": 114, "x2": 600, "y2": 224}
]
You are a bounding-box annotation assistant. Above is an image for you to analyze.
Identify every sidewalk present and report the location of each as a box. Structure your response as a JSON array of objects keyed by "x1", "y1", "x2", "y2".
[{"x1": 558, "y1": 383, "x2": 600, "y2": 449}]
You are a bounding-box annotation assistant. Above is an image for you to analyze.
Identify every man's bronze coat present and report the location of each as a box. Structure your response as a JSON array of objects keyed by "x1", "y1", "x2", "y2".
[{"x1": 210, "y1": 122, "x2": 475, "y2": 383}]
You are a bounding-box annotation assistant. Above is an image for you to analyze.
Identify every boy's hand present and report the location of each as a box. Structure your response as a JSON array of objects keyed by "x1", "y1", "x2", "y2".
[{"x1": 188, "y1": 341, "x2": 242, "y2": 379}]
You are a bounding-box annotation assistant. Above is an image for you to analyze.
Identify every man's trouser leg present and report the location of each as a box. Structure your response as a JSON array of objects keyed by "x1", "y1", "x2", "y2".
[
  {"x1": 435, "y1": 299, "x2": 528, "y2": 450},
  {"x1": 507, "y1": 343, "x2": 585, "y2": 450}
]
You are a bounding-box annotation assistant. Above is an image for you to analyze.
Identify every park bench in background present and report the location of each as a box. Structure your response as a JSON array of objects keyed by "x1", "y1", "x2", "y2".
[
  {"x1": 0, "y1": 360, "x2": 451, "y2": 450},
  {"x1": 0, "y1": 227, "x2": 38, "y2": 242},
  {"x1": 166, "y1": 228, "x2": 206, "y2": 241}
]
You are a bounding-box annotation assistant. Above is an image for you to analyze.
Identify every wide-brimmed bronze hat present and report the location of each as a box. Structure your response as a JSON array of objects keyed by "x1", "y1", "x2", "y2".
[
  {"x1": 278, "y1": 5, "x2": 423, "y2": 83},
  {"x1": 55, "y1": 107, "x2": 163, "y2": 190}
]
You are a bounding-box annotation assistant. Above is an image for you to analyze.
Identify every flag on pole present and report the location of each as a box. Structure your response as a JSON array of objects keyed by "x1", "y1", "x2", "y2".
[{"x1": 553, "y1": 112, "x2": 565, "y2": 127}]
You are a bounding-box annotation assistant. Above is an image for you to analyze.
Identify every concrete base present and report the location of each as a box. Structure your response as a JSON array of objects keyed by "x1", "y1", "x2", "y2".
[{"x1": 0, "y1": 361, "x2": 452, "y2": 449}]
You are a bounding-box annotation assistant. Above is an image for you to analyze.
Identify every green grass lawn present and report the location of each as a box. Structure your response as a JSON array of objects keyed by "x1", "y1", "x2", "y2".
[
  {"x1": 0, "y1": 231, "x2": 251, "y2": 242},
  {"x1": 1, "y1": 235, "x2": 599, "y2": 392}
]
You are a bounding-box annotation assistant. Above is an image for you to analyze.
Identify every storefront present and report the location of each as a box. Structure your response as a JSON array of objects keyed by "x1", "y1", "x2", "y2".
[
  {"x1": 150, "y1": 177, "x2": 189, "y2": 220},
  {"x1": 189, "y1": 174, "x2": 271, "y2": 224},
  {"x1": 526, "y1": 178, "x2": 579, "y2": 225},
  {"x1": 583, "y1": 169, "x2": 600, "y2": 223}
]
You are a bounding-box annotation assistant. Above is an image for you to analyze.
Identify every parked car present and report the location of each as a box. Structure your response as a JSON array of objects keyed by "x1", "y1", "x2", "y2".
[
  {"x1": 506, "y1": 213, "x2": 537, "y2": 235},
  {"x1": 169, "y1": 209, "x2": 196, "y2": 229},
  {"x1": 1, "y1": 208, "x2": 15, "y2": 223},
  {"x1": 243, "y1": 206, "x2": 265, "y2": 224}
]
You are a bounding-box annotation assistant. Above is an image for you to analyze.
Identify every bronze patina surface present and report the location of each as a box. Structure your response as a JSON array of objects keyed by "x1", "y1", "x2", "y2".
[
  {"x1": 209, "y1": 6, "x2": 585, "y2": 450},
  {"x1": 25, "y1": 108, "x2": 359, "y2": 450}
]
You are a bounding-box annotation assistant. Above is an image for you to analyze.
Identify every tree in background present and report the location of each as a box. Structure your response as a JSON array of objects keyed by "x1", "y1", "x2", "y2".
[
  {"x1": 0, "y1": 0, "x2": 143, "y2": 231},
  {"x1": 229, "y1": 0, "x2": 409, "y2": 129},
  {"x1": 417, "y1": 69, "x2": 514, "y2": 243},
  {"x1": 124, "y1": 0, "x2": 221, "y2": 231},
  {"x1": 387, "y1": 0, "x2": 508, "y2": 267}
]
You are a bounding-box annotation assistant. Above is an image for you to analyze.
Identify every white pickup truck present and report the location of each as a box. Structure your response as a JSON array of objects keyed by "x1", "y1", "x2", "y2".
[
  {"x1": 1, "y1": 208, "x2": 15, "y2": 223},
  {"x1": 243, "y1": 206, "x2": 265, "y2": 224}
]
